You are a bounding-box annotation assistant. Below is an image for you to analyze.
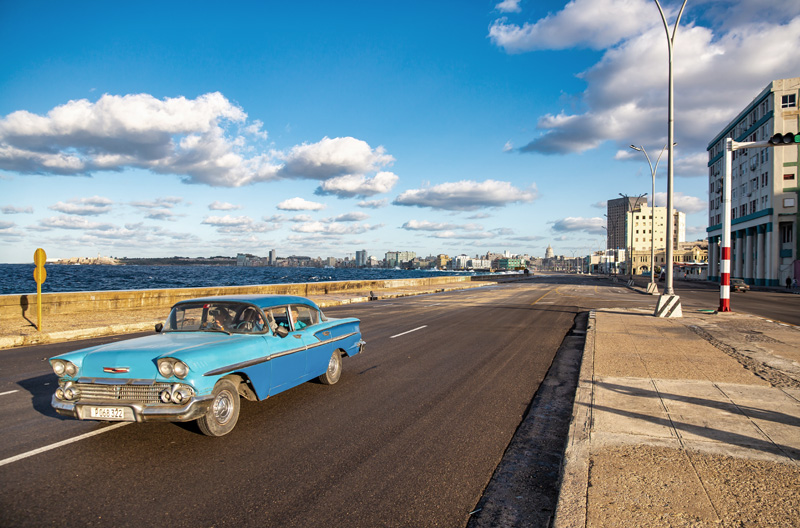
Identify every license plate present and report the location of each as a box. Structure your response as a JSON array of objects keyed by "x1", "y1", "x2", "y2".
[{"x1": 89, "y1": 407, "x2": 125, "y2": 420}]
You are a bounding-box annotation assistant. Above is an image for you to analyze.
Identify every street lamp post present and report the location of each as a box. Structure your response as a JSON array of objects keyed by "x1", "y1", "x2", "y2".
[
  {"x1": 630, "y1": 143, "x2": 672, "y2": 295},
  {"x1": 620, "y1": 192, "x2": 647, "y2": 285},
  {"x1": 652, "y1": 0, "x2": 688, "y2": 318}
]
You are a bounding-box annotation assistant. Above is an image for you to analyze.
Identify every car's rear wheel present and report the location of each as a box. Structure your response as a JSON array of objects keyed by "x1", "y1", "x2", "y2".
[
  {"x1": 198, "y1": 379, "x2": 240, "y2": 437},
  {"x1": 318, "y1": 351, "x2": 342, "y2": 385}
]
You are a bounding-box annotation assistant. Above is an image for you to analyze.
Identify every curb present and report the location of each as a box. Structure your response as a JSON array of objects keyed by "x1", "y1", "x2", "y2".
[{"x1": 552, "y1": 310, "x2": 595, "y2": 528}]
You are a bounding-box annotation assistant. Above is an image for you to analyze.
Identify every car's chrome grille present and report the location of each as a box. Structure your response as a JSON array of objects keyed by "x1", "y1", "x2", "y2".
[{"x1": 75, "y1": 381, "x2": 173, "y2": 404}]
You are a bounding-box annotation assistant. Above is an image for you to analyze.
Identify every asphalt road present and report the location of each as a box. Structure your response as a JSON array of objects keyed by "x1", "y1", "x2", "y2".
[{"x1": 0, "y1": 275, "x2": 795, "y2": 527}]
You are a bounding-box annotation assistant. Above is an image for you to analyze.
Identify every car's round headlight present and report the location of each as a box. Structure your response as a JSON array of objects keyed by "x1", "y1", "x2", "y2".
[
  {"x1": 55, "y1": 387, "x2": 65, "y2": 400},
  {"x1": 64, "y1": 387, "x2": 79, "y2": 400},
  {"x1": 52, "y1": 360, "x2": 66, "y2": 376},
  {"x1": 160, "y1": 390, "x2": 172, "y2": 403},
  {"x1": 64, "y1": 362, "x2": 78, "y2": 376},
  {"x1": 172, "y1": 361, "x2": 189, "y2": 379},
  {"x1": 158, "y1": 360, "x2": 173, "y2": 378}
]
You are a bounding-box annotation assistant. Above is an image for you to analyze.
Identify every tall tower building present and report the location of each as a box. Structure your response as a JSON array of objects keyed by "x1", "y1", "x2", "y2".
[{"x1": 607, "y1": 196, "x2": 640, "y2": 249}]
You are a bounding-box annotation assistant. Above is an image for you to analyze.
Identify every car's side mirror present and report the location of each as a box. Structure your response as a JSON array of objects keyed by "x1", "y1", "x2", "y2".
[
  {"x1": 275, "y1": 326, "x2": 289, "y2": 338},
  {"x1": 155, "y1": 323, "x2": 163, "y2": 333}
]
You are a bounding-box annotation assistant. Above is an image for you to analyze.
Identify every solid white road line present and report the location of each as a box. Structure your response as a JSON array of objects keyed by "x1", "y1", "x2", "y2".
[
  {"x1": 0, "y1": 390, "x2": 20, "y2": 396},
  {"x1": 390, "y1": 326, "x2": 428, "y2": 339},
  {"x1": 0, "y1": 422, "x2": 130, "y2": 468}
]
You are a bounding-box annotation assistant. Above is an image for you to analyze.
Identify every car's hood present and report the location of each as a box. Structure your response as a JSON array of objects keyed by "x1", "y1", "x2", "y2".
[{"x1": 60, "y1": 332, "x2": 264, "y2": 381}]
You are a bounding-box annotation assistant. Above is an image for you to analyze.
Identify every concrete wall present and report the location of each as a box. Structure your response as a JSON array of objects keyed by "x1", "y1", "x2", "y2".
[{"x1": 0, "y1": 275, "x2": 481, "y2": 321}]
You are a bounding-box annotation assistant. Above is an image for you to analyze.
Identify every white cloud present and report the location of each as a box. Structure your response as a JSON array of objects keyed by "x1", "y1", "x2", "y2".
[
  {"x1": 489, "y1": 0, "x2": 658, "y2": 53},
  {"x1": 315, "y1": 171, "x2": 399, "y2": 198},
  {"x1": 550, "y1": 216, "x2": 605, "y2": 235},
  {"x1": 402, "y1": 220, "x2": 460, "y2": 231},
  {"x1": 290, "y1": 221, "x2": 381, "y2": 235},
  {"x1": 0, "y1": 221, "x2": 15, "y2": 229},
  {"x1": 401, "y1": 220, "x2": 484, "y2": 232},
  {"x1": 49, "y1": 196, "x2": 113, "y2": 216},
  {"x1": 495, "y1": 0, "x2": 521, "y2": 14},
  {"x1": 393, "y1": 180, "x2": 538, "y2": 211},
  {"x1": 328, "y1": 212, "x2": 370, "y2": 222},
  {"x1": 653, "y1": 191, "x2": 705, "y2": 214},
  {"x1": 40, "y1": 215, "x2": 114, "y2": 230},
  {"x1": 209, "y1": 201, "x2": 242, "y2": 211},
  {"x1": 357, "y1": 199, "x2": 388, "y2": 209},
  {"x1": 277, "y1": 197, "x2": 326, "y2": 211},
  {"x1": 492, "y1": 2, "x2": 800, "y2": 178},
  {"x1": 130, "y1": 197, "x2": 184, "y2": 221},
  {"x1": 1, "y1": 205, "x2": 33, "y2": 214},
  {"x1": 0, "y1": 94, "x2": 398, "y2": 189},
  {"x1": 278, "y1": 136, "x2": 394, "y2": 180},
  {"x1": 201, "y1": 214, "x2": 280, "y2": 234}
]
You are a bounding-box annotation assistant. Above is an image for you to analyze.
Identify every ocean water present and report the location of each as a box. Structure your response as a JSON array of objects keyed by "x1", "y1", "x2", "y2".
[{"x1": 0, "y1": 264, "x2": 480, "y2": 295}]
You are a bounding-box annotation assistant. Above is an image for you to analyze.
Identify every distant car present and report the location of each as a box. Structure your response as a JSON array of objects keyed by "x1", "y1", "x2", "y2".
[
  {"x1": 50, "y1": 295, "x2": 365, "y2": 436},
  {"x1": 730, "y1": 278, "x2": 750, "y2": 292}
]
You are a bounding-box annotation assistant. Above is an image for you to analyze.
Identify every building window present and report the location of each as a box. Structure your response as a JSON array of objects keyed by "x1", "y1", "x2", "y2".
[
  {"x1": 782, "y1": 94, "x2": 797, "y2": 108},
  {"x1": 781, "y1": 223, "x2": 794, "y2": 244},
  {"x1": 785, "y1": 174, "x2": 796, "y2": 181}
]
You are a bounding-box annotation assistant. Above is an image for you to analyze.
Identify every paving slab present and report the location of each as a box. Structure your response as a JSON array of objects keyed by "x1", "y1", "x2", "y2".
[{"x1": 555, "y1": 308, "x2": 800, "y2": 528}]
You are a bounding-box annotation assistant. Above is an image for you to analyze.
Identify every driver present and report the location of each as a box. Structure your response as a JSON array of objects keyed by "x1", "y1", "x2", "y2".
[{"x1": 209, "y1": 308, "x2": 231, "y2": 331}]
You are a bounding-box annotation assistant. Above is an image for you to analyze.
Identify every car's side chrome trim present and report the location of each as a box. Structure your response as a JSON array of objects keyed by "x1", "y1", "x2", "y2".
[
  {"x1": 202, "y1": 332, "x2": 359, "y2": 377},
  {"x1": 307, "y1": 332, "x2": 357, "y2": 349}
]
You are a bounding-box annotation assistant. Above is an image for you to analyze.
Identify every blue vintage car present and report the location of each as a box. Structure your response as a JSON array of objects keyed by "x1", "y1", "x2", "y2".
[{"x1": 50, "y1": 294, "x2": 365, "y2": 436}]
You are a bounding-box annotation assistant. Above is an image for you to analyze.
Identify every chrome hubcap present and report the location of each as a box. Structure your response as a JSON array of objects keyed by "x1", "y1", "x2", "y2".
[
  {"x1": 328, "y1": 355, "x2": 339, "y2": 376},
  {"x1": 213, "y1": 390, "x2": 234, "y2": 424}
]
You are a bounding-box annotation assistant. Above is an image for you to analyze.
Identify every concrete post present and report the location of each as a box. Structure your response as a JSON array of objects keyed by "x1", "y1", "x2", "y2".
[
  {"x1": 756, "y1": 226, "x2": 765, "y2": 286},
  {"x1": 745, "y1": 228, "x2": 754, "y2": 283}
]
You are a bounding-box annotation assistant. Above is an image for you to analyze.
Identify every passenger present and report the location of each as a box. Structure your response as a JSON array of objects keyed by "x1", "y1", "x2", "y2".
[{"x1": 291, "y1": 308, "x2": 307, "y2": 330}]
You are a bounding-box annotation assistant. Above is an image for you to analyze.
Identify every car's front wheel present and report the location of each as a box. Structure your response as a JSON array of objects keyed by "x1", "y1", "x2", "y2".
[
  {"x1": 318, "y1": 351, "x2": 342, "y2": 385},
  {"x1": 198, "y1": 379, "x2": 240, "y2": 437}
]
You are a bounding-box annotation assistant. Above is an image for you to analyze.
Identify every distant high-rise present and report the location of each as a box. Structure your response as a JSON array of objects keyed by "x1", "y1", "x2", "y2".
[
  {"x1": 269, "y1": 249, "x2": 276, "y2": 266},
  {"x1": 607, "y1": 197, "x2": 639, "y2": 250},
  {"x1": 355, "y1": 249, "x2": 367, "y2": 267}
]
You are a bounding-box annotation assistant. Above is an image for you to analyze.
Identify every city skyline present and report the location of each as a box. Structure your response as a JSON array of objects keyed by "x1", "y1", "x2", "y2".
[{"x1": 1, "y1": 1, "x2": 799, "y2": 263}]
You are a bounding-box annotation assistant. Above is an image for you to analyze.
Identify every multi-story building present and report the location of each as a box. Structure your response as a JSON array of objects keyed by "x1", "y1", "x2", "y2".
[
  {"x1": 606, "y1": 196, "x2": 640, "y2": 249},
  {"x1": 625, "y1": 204, "x2": 686, "y2": 252},
  {"x1": 385, "y1": 251, "x2": 416, "y2": 268},
  {"x1": 707, "y1": 77, "x2": 799, "y2": 286},
  {"x1": 452, "y1": 254, "x2": 469, "y2": 270},
  {"x1": 355, "y1": 249, "x2": 367, "y2": 267}
]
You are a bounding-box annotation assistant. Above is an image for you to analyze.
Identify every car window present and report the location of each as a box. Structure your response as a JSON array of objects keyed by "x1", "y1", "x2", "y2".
[
  {"x1": 231, "y1": 306, "x2": 267, "y2": 333},
  {"x1": 269, "y1": 306, "x2": 291, "y2": 331},
  {"x1": 166, "y1": 302, "x2": 262, "y2": 334},
  {"x1": 290, "y1": 305, "x2": 319, "y2": 331}
]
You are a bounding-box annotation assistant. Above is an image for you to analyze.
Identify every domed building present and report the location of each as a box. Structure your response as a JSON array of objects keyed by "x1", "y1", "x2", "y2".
[{"x1": 545, "y1": 245, "x2": 554, "y2": 259}]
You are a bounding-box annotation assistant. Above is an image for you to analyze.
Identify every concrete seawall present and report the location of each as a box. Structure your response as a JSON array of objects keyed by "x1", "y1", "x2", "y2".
[{"x1": 0, "y1": 275, "x2": 492, "y2": 321}]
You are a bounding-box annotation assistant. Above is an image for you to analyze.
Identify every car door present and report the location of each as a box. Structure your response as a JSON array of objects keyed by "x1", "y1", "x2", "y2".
[
  {"x1": 266, "y1": 306, "x2": 308, "y2": 396},
  {"x1": 290, "y1": 304, "x2": 333, "y2": 378}
]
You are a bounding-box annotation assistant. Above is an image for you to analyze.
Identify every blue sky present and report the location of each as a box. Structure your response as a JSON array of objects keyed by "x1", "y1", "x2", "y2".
[{"x1": 1, "y1": 0, "x2": 798, "y2": 263}]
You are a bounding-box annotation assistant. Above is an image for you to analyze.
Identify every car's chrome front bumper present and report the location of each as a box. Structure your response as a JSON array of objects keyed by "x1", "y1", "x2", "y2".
[{"x1": 51, "y1": 394, "x2": 214, "y2": 423}]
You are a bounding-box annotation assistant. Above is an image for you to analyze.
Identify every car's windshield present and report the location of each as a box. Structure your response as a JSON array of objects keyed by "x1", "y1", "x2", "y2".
[{"x1": 165, "y1": 302, "x2": 268, "y2": 334}]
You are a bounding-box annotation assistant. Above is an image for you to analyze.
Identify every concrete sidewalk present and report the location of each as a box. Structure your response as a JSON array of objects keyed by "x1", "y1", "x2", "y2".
[{"x1": 556, "y1": 309, "x2": 800, "y2": 527}]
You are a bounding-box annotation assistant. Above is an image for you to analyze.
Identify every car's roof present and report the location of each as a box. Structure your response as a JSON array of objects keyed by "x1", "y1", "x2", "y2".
[{"x1": 173, "y1": 294, "x2": 320, "y2": 310}]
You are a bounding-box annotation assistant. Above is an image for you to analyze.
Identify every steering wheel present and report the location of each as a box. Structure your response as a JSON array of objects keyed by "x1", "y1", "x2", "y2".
[{"x1": 235, "y1": 321, "x2": 254, "y2": 331}]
